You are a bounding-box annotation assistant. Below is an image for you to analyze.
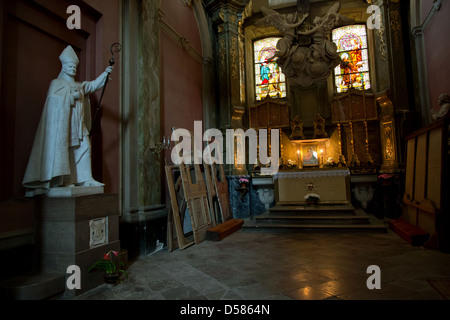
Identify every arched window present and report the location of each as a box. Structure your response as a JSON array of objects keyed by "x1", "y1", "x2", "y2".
[
  {"x1": 332, "y1": 25, "x2": 371, "y2": 93},
  {"x1": 254, "y1": 37, "x2": 287, "y2": 101}
]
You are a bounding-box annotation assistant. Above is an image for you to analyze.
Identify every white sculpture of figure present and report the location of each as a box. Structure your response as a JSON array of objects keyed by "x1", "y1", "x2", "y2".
[
  {"x1": 431, "y1": 93, "x2": 450, "y2": 121},
  {"x1": 23, "y1": 46, "x2": 113, "y2": 197},
  {"x1": 257, "y1": 188, "x2": 275, "y2": 210}
]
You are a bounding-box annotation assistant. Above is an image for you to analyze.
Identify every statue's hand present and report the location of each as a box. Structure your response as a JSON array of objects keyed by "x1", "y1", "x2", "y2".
[
  {"x1": 72, "y1": 90, "x2": 81, "y2": 101},
  {"x1": 105, "y1": 66, "x2": 114, "y2": 74}
]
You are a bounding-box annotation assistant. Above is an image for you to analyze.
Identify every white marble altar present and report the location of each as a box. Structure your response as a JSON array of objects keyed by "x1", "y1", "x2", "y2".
[{"x1": 274, "y1": 168, "x2": 351, "y2": 205}]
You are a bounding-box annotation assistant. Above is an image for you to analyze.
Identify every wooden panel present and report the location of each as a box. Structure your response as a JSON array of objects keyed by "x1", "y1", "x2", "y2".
[
  {"x1": 418, "y1": 211, "x2": 437, "y2": 236},
  {"x1": 405, "y1": 206, "x2": 418, "y2": 226},
  {"x1": 211, "y1": 164, "x2": 233, "y2": 223},
  {"x1": 331, "y1": 90, "x2": 377, "y2": 123},
  {"x1": 404, "y1": 138, "x2": 416, "y2": 199},
  {"x1": 249, "y1": 96, "x2": 290, "y2": 129},
  {"x1": 402, "y1": 117, "x2": 449, "y2": 246},
  {"x1": 180, "y1": 163, "x2": 212, "y2": 244},
  {"x1": 165, "y1": 166, "x2": 194, "y2": 251},
  {"x1": 203, "y1": 164, "x2": 219, "y2": 226},
  {"x1": 414, "y1": 134, "x2": 428, "y2": 203},
  {"x1": 427, "y1": 128, "x2": 442, "y2": 209}
]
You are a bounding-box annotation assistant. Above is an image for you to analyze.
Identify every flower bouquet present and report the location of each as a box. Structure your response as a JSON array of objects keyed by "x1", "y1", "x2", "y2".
[
  {"x1": 304, "y1": 193, "x2": 320, "y2": 206},
  {"x1": 239, "y1": 178, "x2": 249, "y2": 188},
  {"x1": 325, "y1": 157, "x2": 338, "y2": 168}
]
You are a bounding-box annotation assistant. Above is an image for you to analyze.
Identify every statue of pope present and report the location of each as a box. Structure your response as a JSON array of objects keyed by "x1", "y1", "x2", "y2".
[{"x1": 23, "y1": 46, "x2": 113, "y2": 197}]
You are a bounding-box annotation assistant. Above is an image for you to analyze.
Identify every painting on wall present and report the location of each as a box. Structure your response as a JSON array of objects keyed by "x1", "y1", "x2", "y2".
[{"x1": 302, "y1": 143, "x2": 319, "y2": 166}]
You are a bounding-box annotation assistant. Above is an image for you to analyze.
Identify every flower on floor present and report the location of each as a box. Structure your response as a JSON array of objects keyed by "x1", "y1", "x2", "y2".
[{"x1": 89, "y1": 250, "x2": 128, "y2": 280}]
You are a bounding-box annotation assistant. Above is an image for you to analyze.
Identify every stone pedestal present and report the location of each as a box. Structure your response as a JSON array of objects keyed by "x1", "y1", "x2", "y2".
[
  {"x1": 37, "y1": 194, "x2": 120, "y2": 297},
  {"x1": 252, "y1": 177, "x2": 275, "y2": 215},
  {"x1": 350, "y1": 174, "x2": 379, "y2": 217},
  {"x1": 227, "y1": 176, "x2": 251, "y2": 219}
]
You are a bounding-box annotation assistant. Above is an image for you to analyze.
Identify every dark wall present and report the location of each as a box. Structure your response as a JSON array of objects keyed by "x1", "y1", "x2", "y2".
[{"x1": 423, "y1": 0, "x2": 450, "y2": 111}]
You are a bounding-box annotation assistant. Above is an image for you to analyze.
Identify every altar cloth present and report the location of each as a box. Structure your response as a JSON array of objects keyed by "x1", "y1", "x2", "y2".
[
  {"x1": 274, "y1": 169, "x2": 351, "y2": 205},
  {"x1": 274, "y1": 169, "x2": 350, "y2": 180}
]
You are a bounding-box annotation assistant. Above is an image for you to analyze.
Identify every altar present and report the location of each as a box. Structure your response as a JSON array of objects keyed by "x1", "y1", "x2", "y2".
[{"x1": 274, "y1": 168, "x2": 351, "y2": 205}]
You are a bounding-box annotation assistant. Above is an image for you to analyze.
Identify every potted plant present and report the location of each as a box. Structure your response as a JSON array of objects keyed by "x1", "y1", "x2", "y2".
[
  {"x1": 239, "y1": 178, "x2": 249, "y2": 188},
  {"x1": 88, "y1": 250, "x2": 128, "y2": 284},
  {"x1": 304, "y1": 193, "x2": 320, "y2": 206}
]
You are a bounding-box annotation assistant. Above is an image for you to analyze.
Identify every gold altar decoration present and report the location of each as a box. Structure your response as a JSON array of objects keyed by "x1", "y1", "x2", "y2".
[
  {"x1": 290, "y1": 138, "x2": 330, "y2": 169},
  {"x1": 331, "y1": 88, "x2": 378, "y2": 170}
]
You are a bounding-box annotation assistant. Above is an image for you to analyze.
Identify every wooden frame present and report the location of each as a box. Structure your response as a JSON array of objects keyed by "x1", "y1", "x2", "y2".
[
  {"x1": 402, "y1": 116, "x2": 449, "y2": 249},
  {"x1": 203, "y1": 164, "x2": 219, "y2": 226},
  {"x1": 179, "y1": 163, "x2": 213, "y2": 245},
  {"x1": 210, "y1": 163, "x2": 233, "y2": 223},
  {"x1": 165, "y1": 165, "x2": 194, "y2": 252}
]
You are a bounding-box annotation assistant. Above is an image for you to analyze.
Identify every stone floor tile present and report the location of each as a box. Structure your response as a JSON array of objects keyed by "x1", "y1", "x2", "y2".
[
  {"x1": 204, "y1": 289, "x2": 244, "y2": 300},
  {"x1": 72, "y1": 230, "x2": 450, "y2": 301},
  {"x1": 232, "y1": 282, "x2": 280, "y2": 300},
  {"x1": 284, "y1": 286, "x2": 335, "y2": 300},
  {"x1": 159, "y1": 285, "x2": 202, "y2": 300}
]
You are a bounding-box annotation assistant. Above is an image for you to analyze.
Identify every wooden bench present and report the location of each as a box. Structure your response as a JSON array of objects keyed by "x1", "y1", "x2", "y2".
[
  {"x1": 389, "y1": 219, "x2": 430, "y2": 246},
  {"x1": 206, "y1": 219, "x2": 244, "y2": 242}
]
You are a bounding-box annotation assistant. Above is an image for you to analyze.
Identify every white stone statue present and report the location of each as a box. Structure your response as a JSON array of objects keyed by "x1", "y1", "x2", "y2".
[
  {"x1": 23, "y1": 46, "x2": 113, "y2": 197},
  {"x1": 431, "y1": 93, "x2": 450, "y2": 121}
]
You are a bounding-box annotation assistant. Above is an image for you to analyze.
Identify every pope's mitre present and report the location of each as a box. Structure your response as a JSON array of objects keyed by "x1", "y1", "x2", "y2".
[{"x1": 59, "y1": 45, "x2": 79, "y2": 66}]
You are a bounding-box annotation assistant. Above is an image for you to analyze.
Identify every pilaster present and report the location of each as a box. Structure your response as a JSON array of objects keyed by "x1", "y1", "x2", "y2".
[
  {"x1": 121, "y1": 0, "x2": 167, "y2": 225},
  {"x1": 375, "y1": 0, "x2": 420, "y2": 172},
  {"x1": 205, "y1": 0, "x2": 249, "y2": 130}
]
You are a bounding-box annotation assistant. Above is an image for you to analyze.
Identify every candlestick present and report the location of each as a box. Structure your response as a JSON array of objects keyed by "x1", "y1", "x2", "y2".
[
  {"x1": 320, "y1": 149, "x2": 324, "y2": 168},
  {"x1": 150, "y1": 136, "x2": 172, "y2": 154}
]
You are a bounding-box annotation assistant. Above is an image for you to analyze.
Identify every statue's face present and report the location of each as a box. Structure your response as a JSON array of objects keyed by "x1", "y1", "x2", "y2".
[{"x1": 62, "y1": 63, "x2": 78, "y2": 77}]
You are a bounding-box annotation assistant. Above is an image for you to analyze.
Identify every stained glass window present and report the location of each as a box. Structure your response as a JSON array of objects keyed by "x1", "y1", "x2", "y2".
[
  {"x1": 332, "y1": 25, "x2": 371, "y2": 93},
  {"x1": 254, "y1": 37, "x2": 287, "y2": 101}
]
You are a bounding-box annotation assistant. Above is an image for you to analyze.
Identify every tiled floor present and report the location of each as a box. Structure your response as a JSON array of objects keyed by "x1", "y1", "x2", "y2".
[{"x1": 72, "y1": 229, "x2": 450, "y2": 300}]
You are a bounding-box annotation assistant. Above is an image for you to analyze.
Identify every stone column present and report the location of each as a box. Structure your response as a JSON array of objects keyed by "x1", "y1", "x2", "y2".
[
  {"x1": 205, "y1": 0, "x2": 249, "y2": 130},
  {"x1": 121, "y1": 0, "x2": 165, "y2": 216},
  {"x1": 205, "y1": 0, "x2": 249, "y2": 175},
  {"x1": 374, "y1": 0, "x2": 420, "y2": 172},
  {"x1": 120, "y1": 0, "x2": 166, "y2": 257},
  {"x1": 138, "y1": 0, "x2": 162, "y2": 209}
]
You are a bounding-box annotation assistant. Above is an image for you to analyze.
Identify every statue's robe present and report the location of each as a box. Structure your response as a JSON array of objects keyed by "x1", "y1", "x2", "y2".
[{"x1": 23, "y1": 73, "x2": 106, "y2": 196}]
